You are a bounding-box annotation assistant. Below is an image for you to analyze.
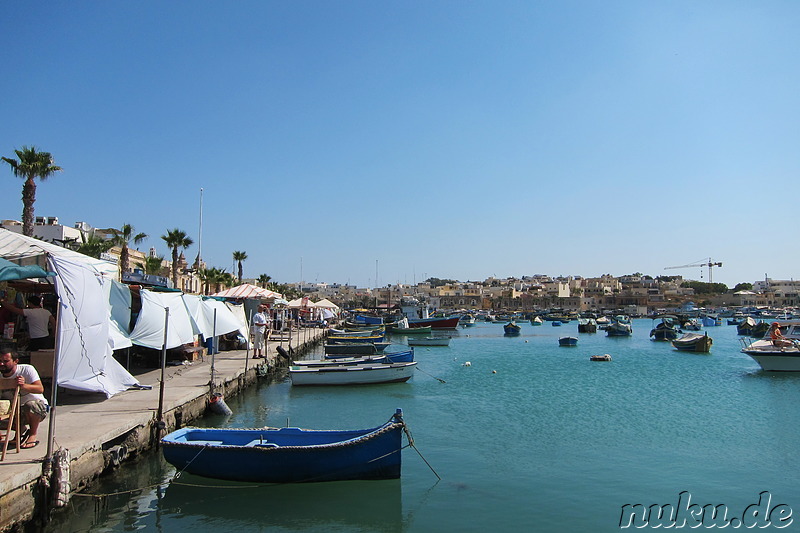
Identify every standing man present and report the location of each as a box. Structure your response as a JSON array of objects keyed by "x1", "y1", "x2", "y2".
[
  {"x1": 251, "y1": 305, "x2": 268, "y2": 358},
  {"x1": 1, "y1": 295, "x2": 56, "y2": 351},
  {"x1": 0, "y1": 351, "x2": 48, "y2": 449}
]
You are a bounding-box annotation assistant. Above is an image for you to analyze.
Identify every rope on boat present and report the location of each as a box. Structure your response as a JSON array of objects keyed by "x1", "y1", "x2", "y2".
[
  {"x1": 415, "y1": 366, "x2": 446, "y2": 383},
  {"x1": 403, "y1": 422, "x2": 441, "y2": 481}
]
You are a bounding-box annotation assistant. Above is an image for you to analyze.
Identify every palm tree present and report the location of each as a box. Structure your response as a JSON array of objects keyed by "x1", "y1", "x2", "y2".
[
  {"x1": 2, "y1": 146, "x2": 63, "y2": 236},
  {"x1": 257, "y1": 274, "x2": 272, "y2": 288},
  {"x1": 76, "y1": 232, "x2": 114, "y2": 259},
  {"x1": 161, "y1": 228, "x2": 193, "y2": 289},
  {"x1": 111, "y1": 223, "x2": 148, "y2": 275},
  {"x1": 232, "y1": 251, "x2": 247, "y2": 283},
  {"x1": 137, "y1": 255, "x2": 165, "y2": 276}
]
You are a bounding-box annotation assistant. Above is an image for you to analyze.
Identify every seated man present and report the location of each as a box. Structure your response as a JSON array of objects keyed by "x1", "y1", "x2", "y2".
[{"x1": 0, "y1": 351, "x2": 48, "y2": 449}]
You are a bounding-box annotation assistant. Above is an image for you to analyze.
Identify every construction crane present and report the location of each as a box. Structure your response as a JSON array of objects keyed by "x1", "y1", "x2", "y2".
[{"x1": 664, "y1": 258, "x2": 723, "y2": 283}]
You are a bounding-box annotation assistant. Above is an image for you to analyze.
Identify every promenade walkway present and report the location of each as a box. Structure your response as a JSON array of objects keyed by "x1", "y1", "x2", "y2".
[{"x1": 0, "y1": 326, "x2": 326, "y2": 531}]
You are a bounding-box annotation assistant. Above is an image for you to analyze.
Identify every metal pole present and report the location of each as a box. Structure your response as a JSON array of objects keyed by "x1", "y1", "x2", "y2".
[
  {"x1": 198, "y1": 188, "x2": 204, "y2": 265},
  {"x1": 244, "y1": 309, "x2": 252, "y2": 372},
  {"x1": 210, "y1": 308, "x2": 217, "y2": 389},
  {"x1": 156, "y1": 307, "x2": 170, "y2": 427},
  {"x1": 45, "y1": 306, "x2": 62, "y2": 463}
]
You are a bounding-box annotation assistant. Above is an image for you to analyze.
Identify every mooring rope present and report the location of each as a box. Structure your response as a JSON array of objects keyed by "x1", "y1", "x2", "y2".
[{"x1": 415, "y1": 366, "x2": 446, "y2": 383}]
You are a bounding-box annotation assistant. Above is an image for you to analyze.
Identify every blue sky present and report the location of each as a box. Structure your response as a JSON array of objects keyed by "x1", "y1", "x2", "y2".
[{"x1": 2, "y1": 1, "x2": 798, "y2": 288}]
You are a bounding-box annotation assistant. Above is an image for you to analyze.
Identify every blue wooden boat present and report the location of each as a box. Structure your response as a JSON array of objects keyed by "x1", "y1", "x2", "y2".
[
  {"x1": 558, "y1": 336, "x2": 578, "y2": 346},
  {"x1": 503, "y1": 321, "x2": 521, "y2": 336},
  {"x1": 295, "y1": 349, "x2": 414, "y2": 367},
  {"x1": 161, "y1": 409, "x2": 406, "y2": 483}
]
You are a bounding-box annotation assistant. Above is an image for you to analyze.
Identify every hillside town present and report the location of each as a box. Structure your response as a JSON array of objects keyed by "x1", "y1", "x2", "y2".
[{"x1": 2, "y1": 216, "x2": 797, "y2": 317}]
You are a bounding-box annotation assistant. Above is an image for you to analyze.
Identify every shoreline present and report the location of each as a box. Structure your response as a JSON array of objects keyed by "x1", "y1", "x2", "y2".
[{"x1": 0, "y1": 327, "x2": 325, "y2": 532}]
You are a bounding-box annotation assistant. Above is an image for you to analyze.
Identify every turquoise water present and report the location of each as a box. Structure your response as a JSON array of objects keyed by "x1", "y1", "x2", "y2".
[{"x1": 47, "y1": 320, "x2": 800, "y2": 532}]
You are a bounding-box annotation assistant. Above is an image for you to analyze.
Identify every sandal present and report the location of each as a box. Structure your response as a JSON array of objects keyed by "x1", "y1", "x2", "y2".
[{"x1": 20, "y1": 440, "x2": 38, "y2": 449}]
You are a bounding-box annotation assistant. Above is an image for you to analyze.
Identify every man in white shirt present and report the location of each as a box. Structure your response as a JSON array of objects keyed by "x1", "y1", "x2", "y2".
[
  {"x1": 1, "y1": 295, "x2": 55, "y2": 351},
  {"x1": 251, "y1": 305, "x2": 268, "y2": 358},
  {"x1": 0, "y1": 351, "x2": 48, "y2": 449}
]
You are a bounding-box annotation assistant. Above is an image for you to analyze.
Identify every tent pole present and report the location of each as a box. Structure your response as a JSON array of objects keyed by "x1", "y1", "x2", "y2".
[
  {"x1": 244, "y1": 309, "x2": 252, "y2": 373},
  {"x1": 44, "y1": 305, "x2": 61, "y2": 464},
  {"x1": 156, "y1": 307, "x2": 170, "y2": 432},
  {"x1": 210, "y1": 309, "x2": 217, "y2": 391}
]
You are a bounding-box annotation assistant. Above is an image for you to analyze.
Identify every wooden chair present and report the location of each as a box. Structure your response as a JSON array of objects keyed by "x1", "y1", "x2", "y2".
[{"x1": 0, "y1": 384, "x2": 21, "y2": 460}]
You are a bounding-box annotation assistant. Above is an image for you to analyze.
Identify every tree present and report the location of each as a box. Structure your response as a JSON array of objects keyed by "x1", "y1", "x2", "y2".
[
  {"x1": 733, "y1": 282, "x2": 753, "y2": 292},
  {"x1": 137, "y1": 255, "x2": 165, "y2": 276},
  {"x1": 76, "y1": 232, "x2": 114, "y2": 259},
  {"x1": 257, "y1": 274, "x2": 272, "y2": 288},
  {"x1": 232, "y1": 251, "x2": 247, "y2": 283},
  {"x1": 2, "y1": 146, "x2": 63, "y2": 236},
  {"x1": 161, "y1": 228, "x2": 193, "y2": 289},
  {"x1": 110, "y1": 223, "x2": 148, "y2": 275}
]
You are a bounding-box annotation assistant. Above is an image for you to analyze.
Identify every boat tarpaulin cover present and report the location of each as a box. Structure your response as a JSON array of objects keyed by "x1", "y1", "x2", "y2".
[{"x1": 50, "y1": 255, "x2": 140, "y2": 397}]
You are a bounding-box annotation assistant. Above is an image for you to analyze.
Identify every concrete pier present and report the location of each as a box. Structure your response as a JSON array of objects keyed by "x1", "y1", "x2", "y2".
[{"x1": 0, "y1": 326, "x2": 326, "y2": 531}]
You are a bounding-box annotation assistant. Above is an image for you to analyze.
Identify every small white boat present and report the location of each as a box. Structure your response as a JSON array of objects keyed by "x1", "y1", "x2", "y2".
[
  {"x1": 289, "y1": 361, "x2": 418, "y2": 385},
  {"x1": 741, "y1": 321, "x2": 800, "y2": 371},
  {"x1": 406, "y1": 337, "x2": 451, "y2": 347}
]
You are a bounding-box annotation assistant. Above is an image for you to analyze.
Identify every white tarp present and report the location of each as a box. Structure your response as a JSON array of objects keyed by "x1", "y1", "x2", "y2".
[
  {"x1": 0, "y1": 228, "x2": 118, "y2": 278},
  {"x1": 129, "y1": 290, "x2": 195, "y2": 349},
  {"x1": 314, "y1": 298, "x2": 340, "y2": 310},
  {"x1": 225, "y1": 301, "x2": 250, "y2": 339},
  {"x1": 182, "y1": 295, "x2": 244, "y2": 339},
  {"x1": 50, "y1": 255, "x2": 139, "y2": 396},
  {"x1": 105, "y1": 280, "x2": 133, "y2": 350}
]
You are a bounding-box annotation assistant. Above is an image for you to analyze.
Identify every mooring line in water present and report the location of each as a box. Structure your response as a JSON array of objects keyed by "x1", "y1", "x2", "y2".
[
  {"x1": 403, "y1": 423, "x2": 441, "y2": 480},
  {"x1": 415, "y1": 366, "x2": 446, "y2": 383}
]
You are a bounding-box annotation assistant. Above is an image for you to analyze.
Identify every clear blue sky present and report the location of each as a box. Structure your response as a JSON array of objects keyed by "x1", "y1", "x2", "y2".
[{"x1": 2, "y1": 1, "x2": 798, "y2": 288}]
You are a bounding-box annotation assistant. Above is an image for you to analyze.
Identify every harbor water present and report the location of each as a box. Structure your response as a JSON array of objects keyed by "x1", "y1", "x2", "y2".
[{"x1": 47, "y1": 320, "x2": 800, "y2": 532}]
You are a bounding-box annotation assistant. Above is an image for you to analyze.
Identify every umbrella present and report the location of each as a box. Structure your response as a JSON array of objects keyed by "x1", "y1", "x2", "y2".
[{"x1": 0, "y1": 257, "x2": 56, "y2": 282}]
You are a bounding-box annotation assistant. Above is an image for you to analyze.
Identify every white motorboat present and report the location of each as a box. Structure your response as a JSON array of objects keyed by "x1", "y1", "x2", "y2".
[{"x1": 741, "y1": 321, "x2": 800, "y2": 371}]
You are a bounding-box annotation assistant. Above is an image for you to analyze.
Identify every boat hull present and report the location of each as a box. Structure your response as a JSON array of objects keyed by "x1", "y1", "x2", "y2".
[
  {"x1": 161, "y1": 412, "x2": 404, "y2": 483},
  {"x1": 406, "y1": 337, "x2": 450, "y2": 346},
  {"x1": 290, "y1": 362, "x2": 418, "y2": 385},
  {"x1": 407, "y1": 316, "x2": 460, "y2": 330},
  {"x1": 559, "y1": 337, "x2": 578, "y2": 346},
  {"x1": 743, "y1": 350, "x2": 800, "y2": 371},
  {"x1": 672, "y1": 333, "x2": 713, "y2": 352}
]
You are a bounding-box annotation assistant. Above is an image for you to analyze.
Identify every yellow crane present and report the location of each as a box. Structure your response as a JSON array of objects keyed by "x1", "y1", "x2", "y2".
[{"x1": 664, "y1": 258, "x2": 723, "y2": 283}]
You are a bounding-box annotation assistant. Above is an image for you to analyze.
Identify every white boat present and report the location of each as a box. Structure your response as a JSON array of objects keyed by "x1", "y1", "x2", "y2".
[
  {"x1": 407, "y1": 337, "x2": 451, "y2": 347},
  {"x1": 289, "y1": 361, "x2": 418, "y2": 385},
  {"x1": 741, "y1": 321, "x2": 800, "y2": 371}
]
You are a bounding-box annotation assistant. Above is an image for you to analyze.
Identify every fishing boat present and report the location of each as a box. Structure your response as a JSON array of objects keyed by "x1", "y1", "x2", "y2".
[
  {"x1": 740, "y1": 321, "x2": 800, "y2": 371},
  {"x1": 701, "y1": 315, "x2": 721, "y2": 327},
  {"x1": 324, "y1": 343, "x2": 392, "y2": 356},
  {"x1": 289, "y1": 361, "x2": 418, "y2": 386},
  {"x1": 577, "y1": 318, "x2": 597, "y2": 333},
  {"x1": 606, "y1": 317, "x2": 632, "y2": 337},
  {"x1": 530, "y1": 316, "x2": 543, "y2": 326},
  {"x1": 295, "y1": 349, "x2": 414, "y2": 367},
  {"x1": 558, "y1": 336, "x2": 578, "y2": 346},
  {"x1": 161, "y1": 409, "x2": 406, "y2": 482},
  {"x1": 551, "y1": 321, "x2": 562, "y2": 327},
  {"x1": 672, "y1": 332, "x2": 713, "y2": 352},
  {"x1": 737, "y1": 316, "x2": 757, "y2": 335},
  {"x1": 650, "y1": 317, "x2": 679, "y2": 341},
  {"x1": 406, "y1": 337, "x2": 451, "y2": 347},
  {"x1": 503, "y1": 321, "x2": 521, "y2": 336},
  {"x1": 682, "y1": 318, "x2": 701, "y2": 331},
  {"x1": 388, "y1": 318, "x2": 431, "y2": 335},
  {"x1": 327, "y1": 334, "x2": 385, "y2": 344},
  {"x1": 459, "y1": 314, "x2": 476, "y2": 327},
  {"x1": 407, "y1": 316, "x2": 461, "y2": 330}
]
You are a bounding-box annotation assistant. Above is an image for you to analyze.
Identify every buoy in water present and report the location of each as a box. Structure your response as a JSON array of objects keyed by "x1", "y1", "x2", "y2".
[
  {"x1": 464, "y1": 361, "x2": 472, "y2": 367},
  {"x1": 208, "y1": 392, "x2": 233, "y2": 415},
  {"x1": 590, "y1": 354, "x2": 612, "y2": 362},
  {"x1": 492, "y1": 370, "x2": 497, "y2": 374}
]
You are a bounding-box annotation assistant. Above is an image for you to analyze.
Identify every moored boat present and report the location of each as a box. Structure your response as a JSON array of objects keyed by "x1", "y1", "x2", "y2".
[
  {"x1": 672, "y1": 332, "x2": 713, "y2": 352},
  {"x1": 407, "y1": 316, "x2": 461, "y2": 330},
  {"x1": 161, "y1": 409, "x2": 406, "y2": 482},
  {"x1": 503, "y1": 321, "x2": 521, "y2": 336},
  {"x1": 577, "y1": 318, "x2": 597, "y2": 333},
  {"x1": 606, "y1": 319, "x2": 632, "y2": 337},
  {"x1": 530, "y1": 316, "x2": 543, "y2": 326},
  {"x1": 289, "y1": 362, "x2": 418, "y2": 386},
  {"x1": 406, "y1": 337, "x2": 451, "y2": 347},
  {"x1": 296, "y1": 348, "x2": 414, "y2": 367},
  {"x1": 650, "y1": 317, "x2": 679, "y2": 341},
  {"x1": 558, "y1": 336, "x2": 578, "y2": 346}
]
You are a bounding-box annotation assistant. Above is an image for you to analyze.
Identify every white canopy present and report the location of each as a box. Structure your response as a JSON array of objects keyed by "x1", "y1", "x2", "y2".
[
  {"x1": 183, "y1": 294, "x2": 245, "y2": 339},
  {"x1": 129, "y1": 290, "x2": 195, "y2": 349},
  {"x1": 211, "y1": 283, "x2": 283, "y2": 299},
  {"x1": 50, "y1": 255, "x2": 139, "y2": 397},
  {"x1": 314, "y1": 298, "x2": 340, "y2": 310},
  {"x1": 0, "y1": 228, "x2": 118, "y2": 278},
  {"x1": 288, "y1": 297, "x2": 316, "y2": 308}
]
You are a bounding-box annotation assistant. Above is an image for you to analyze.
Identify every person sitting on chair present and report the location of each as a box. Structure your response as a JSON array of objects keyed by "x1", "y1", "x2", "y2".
[{"x1": 0, "y1": 351, "x2": 48, "y2": 449}]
